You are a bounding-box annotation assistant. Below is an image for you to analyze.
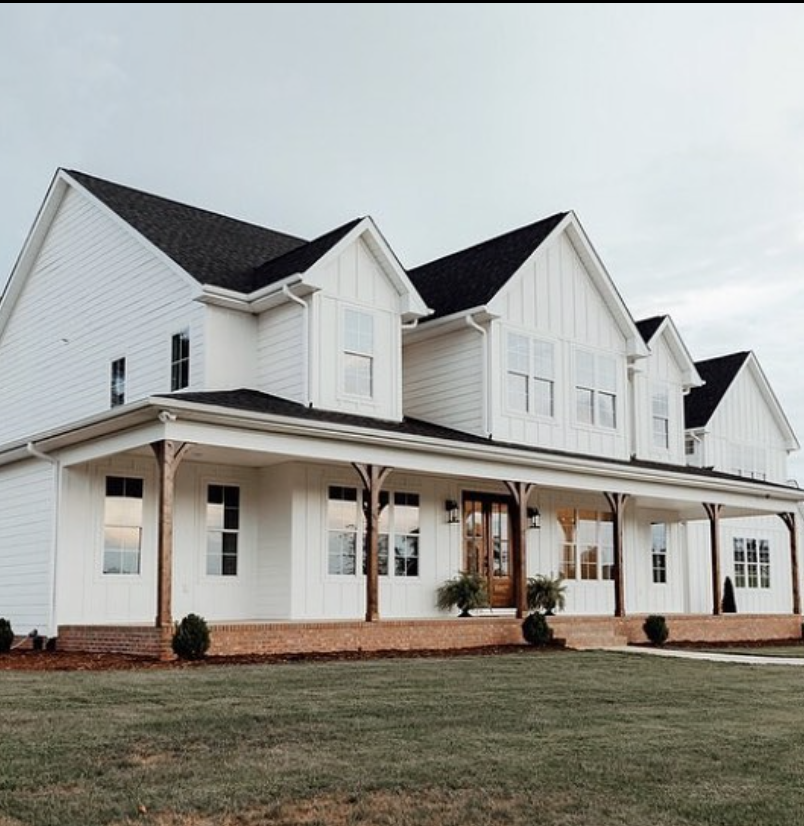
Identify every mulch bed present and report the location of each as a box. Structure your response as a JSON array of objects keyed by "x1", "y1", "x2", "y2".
[{"x1": 0, "y1": 643, "x2": 562, "y2": 672}]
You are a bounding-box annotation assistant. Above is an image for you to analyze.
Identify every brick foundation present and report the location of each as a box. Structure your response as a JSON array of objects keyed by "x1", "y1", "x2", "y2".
[{"x1": 56, "y1": 613, "x2": 802, "y2": 659}]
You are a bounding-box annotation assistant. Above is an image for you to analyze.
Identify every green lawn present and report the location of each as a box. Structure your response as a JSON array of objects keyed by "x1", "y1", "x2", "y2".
[{"x1": 2, "y1": 651, "x2": 804, "y2": 826}]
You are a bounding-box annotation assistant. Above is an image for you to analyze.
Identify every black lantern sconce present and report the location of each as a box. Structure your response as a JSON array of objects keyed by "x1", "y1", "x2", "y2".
[
  {"x1": 527, "y1": 507, "x2": 541, "y2": 530},
  {"x1": 445, "y1": 499, "x2": 460, "y2": 524}
]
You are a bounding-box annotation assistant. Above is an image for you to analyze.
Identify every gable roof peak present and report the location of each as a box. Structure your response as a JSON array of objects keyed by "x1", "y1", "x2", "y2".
[
  {"x1": 408, "y1": 211, "x2": 569, "y2": 321},
  {"x1": 635, "y1": 314, "x2": 668, "y2": 344},
  {"x1": 685, "y1": 351, "x2": 752, "y2": 428}
]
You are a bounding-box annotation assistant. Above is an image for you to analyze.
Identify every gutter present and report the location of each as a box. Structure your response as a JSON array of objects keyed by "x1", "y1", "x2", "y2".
[
  {"x1": 466, "y1": 314, "x2": 491, "y2": 438},
  {"x1": 282, "y1": 284, "x2": 310, "y2": 405}
]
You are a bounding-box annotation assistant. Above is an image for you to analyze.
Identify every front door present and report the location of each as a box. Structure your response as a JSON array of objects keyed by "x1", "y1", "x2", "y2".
[{"x1": 463, "y1": 493, "x2": 514, "y2": 608}]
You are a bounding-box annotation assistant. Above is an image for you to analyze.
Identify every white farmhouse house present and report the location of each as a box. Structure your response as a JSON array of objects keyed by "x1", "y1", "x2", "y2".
[{"x1": 0, "y1": 169, "x2": 800, "y2": 656}]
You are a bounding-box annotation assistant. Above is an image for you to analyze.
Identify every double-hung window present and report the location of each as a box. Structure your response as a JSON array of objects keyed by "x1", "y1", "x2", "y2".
[
  {"x1": 506, "y1": 332, "x2": 555, "y2": 417},
  {"x1": 575, "y1": 351, "x2": 617, "y2": 428},
  {"x1": 206, "y1": 485, "x2": 240, "y2": 576},
  {"x1": 652, "y1": 386, "x2": 669, "y2": 449},
  {"x1": 171, "y1": 329, "x2": 190, "y2": 391},
  {"x1": 343, "y1": 309, "x2": 374, "y2": 398},
  {"x1": 651, "y1": 522, "x2": 667, "y2": 584},
  {"x1": 733, "y1": 538, "x2": 770, "y2": 589}
]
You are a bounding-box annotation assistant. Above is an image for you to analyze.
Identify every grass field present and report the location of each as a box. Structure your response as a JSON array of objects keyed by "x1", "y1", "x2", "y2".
[{"x1": 2, "y1": 650, "x2": 804, "y2": 826}]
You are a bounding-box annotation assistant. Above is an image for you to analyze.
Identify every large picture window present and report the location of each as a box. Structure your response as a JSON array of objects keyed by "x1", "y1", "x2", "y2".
[
  {"x1": 575, "y1": 351, "x2": 617, "y2": 429},
  {"x1": 343, "y1": 309, "x2": 374, "y2": 398},
  {"x1": 328, "y1": 486, "x2": 420, "y2": 577},
  {"x1": 506, "y1": 332, "x2": 555, "y2": 417},
  {"x1": 207, "y1": 485, "x2": 239, "y2": 576},
  {"x1": 733, "y1": 537, "x2": 770, "y2": 589},
  {"x1": 557, "y1": 508, "x2": 614, "y2": 581},
  {"x1": 103, "y1": 476, "x2": 143, "y2": 575}
]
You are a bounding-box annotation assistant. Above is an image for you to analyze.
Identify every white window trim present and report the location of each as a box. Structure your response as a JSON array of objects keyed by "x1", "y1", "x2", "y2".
[
  {"x1": 198, "y1": 475, "x2": 246, "y2": 584},
  {"x1": 504, "y1": 328, "x2": 557, "y2": 421},
  {"x1": 573, "y1": 348, "x2": 619, "y2": 431},
  {"x1": 339, "y1": 305, "x2": 376, "y2": 402},
  {"x1": 170, "y1": 328, "x2": 191, "y2": 392},
  {"x1": 651, "y1": 384, "x2": 670, "y2": 451}
]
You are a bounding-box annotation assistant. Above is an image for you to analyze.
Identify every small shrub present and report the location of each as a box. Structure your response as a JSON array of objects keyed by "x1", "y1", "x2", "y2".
[
  {"x1": 0, "y1": 618, "x2": 13, "y2": 653},
  {"x1": 643, "y1": 614, "x2": 669, "y2": 646},
  {"x1": 172, "y1": 613, "x2": 210, "y2": 660},
  {"x1": 522, "y1": 612, "x2": 554, "y2": 647},
  {"x1": 722, "y1": 576, "x2": 737, "y2": 613}
]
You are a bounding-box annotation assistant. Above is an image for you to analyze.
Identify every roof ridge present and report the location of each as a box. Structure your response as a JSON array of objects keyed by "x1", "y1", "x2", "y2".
[
  {"x1": 409, "y1": 210, "x2": 569, "y2": 272},
  {"x1": 64, "y1": 168, "x2": 307, "y2": 244}
]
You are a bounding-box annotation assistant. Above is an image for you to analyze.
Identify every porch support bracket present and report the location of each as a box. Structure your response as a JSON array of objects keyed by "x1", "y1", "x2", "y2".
[
  {"x1": 778, "y1": 512, "x2": 801, "y2": 615},
  {"x1": 353, "y1": 463, "x2": 394, "y2": 623},
  {"x1": 505, "y1": 481, "x2": 536, "y2": 619},
  {"x1": 604, "y1": 492, "x2": 629, "y2": 618},
  {"x1": 703, "y1": 502, "x2": 724, "y2": 616},
  {"x1": 151, "y1": 440, "x2": 192, "y2": 629}
]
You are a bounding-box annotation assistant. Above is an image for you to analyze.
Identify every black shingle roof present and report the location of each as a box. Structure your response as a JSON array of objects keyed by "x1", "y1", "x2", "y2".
[
  {"x1": 156, "y1": 388, "x2": 795, "y2": 490},
  {"x1": 67, "y1": 170, "x2": 309, "y2": 293},
  {"x1": 685, "y1": 352, "x2": 751, "y2": 428},
  {"x1": 408, "y1": 212, "x2": 568, "y2": 320},
  {"x1": 252, "y1": 218, "x2": 362, "y2": 285},
  {"x1": 636, "y1": 315, "x2": 666, "y2": 343}
]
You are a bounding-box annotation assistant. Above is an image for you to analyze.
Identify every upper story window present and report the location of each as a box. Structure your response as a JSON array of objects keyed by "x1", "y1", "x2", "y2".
[
  {"x1": 575, "y1": 351, "x2": 617, "y2": 429},
  {"x1": 171, "y1": 329, "x2": 190, "y2": 391},
  {"x1": 557, "y1": 507, "x2": 614, "y2": 581},
  {"x1": 110, "y1": 357, "x2": 126, "y2": 408},
  {"x1": 206, "y1": 484, "x2": 240, "y2": 576},
  {"x1": 685, "y1": 436, "x2": 696, "y2": 456},
  {"x1": 103, "y1": 476, "x2": 143, "y2": 575},
  {"x1": 342, "y1": 309, "x2": 374, "y2": 398},
  {"x1": 730, "y1": 444, "x2": 767, "y2": 481},
  {"x1": 652, "y1": 385, "x2": 670, "y2": 449},
  {"x1": 506, "y1": 332, "x2": 555, "y2": 417}
]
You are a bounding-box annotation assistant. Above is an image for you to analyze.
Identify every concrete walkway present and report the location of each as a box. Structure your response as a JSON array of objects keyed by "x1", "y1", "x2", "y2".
[{"x1": 610, "y1": 646, "x2": 804, "y2": 666}]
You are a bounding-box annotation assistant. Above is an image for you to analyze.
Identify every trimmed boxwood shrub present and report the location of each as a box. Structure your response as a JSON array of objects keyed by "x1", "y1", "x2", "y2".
[
  {"x1": 172, "y1": 613, "x2": 210, "y2": 660},
  {"x1": 721, "y1": 576, "x2": 737, "y2": 613},
  {"x1": 643, "y1": 614, "x2": 669, "y2": 646},
  {"x1": 522, "y1": 612, "x2": 554, "y2": 647},
  {"x1": 0, "y1": 618, "x2": 14, "y2": 653}
]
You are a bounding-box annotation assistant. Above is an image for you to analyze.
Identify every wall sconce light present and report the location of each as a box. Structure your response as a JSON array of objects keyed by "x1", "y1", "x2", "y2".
[
  {"x1": 527, "y1": 507, "x2": 541, "y2": 530},
  {"x1": 445, "y1": 499, "x2": 460, "y2": 524}
]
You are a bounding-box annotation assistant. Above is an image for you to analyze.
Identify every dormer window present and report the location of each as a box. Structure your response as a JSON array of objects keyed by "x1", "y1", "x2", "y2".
[
  {"x1": 342, "y1": 308, "x2": 374, "y2": 398},
  {"x1": 652, "y1": 385, "x2": 670, "y2": 449}
]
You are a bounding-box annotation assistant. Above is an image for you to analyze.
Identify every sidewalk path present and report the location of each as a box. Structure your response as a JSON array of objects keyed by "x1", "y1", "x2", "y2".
[{"x1": 610, "y1": 646, "x2": 804, "y2": 666}]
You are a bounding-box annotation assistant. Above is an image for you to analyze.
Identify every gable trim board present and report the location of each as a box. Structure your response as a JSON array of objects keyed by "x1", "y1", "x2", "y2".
[{"x1": 636, "y1": 314, "x2": 703, "y2": 390}]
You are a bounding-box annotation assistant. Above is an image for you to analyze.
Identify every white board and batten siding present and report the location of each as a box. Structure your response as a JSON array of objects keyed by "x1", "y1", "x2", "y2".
[
  {"x1": 632, "y1": 332, "x2": 686, "y2": 465},
  {"x1": 0, "y1": 186, "x2": 205, "y2": 446},
  {"x1": 403, "y1": 327, "x2": 485, "y2": 436},
  {"x1": 310, "y1": 237, "x2": 403, "y2": 420},
  {"x1": 704, "y1": 367, "x2": 790, "y2": 483},
  {"x1": 489, "y1": 232, "x2": 629, "y2": 460},
  {"x1": 0, "y1": 459, "x2": 54, "y2": 634}
]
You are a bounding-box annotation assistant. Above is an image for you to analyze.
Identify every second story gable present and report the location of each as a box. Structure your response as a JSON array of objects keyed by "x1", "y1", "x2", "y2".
[
  {"x1": 684, "y1": 352, "x2": 799, "y2": 484},
  {"x1": 405, "y1": 212, "x2": 649, "y2": 461}
]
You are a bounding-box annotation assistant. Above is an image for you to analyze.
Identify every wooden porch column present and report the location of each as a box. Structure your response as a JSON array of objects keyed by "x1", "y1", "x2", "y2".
[
  {"x1": 151, "y1": 440, "x2": 192, "y2": 629},
  {"x1": 604, "y1": 492, "x2": 629, "y2": 618},
  {"x1": 703, "y1": 503, "x2": 724, "y2": 615},
  {"x1": 779, "y1": 512, "x2": 801, "y2": 615},
  {"x1": 504, "y1": 481, "x2": 535, "y2": 619},
  {"x1": 353, "y1": 463, "x2": 393, "y2": 622}
]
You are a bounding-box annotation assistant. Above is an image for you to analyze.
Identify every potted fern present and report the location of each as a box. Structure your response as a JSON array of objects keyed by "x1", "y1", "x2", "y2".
[
  {"x1": 526, "y1": 574, "x2": 567, "y2": 615},
  {"x1": 436, "y1": 571, "x2": 488, "y2": 617}
]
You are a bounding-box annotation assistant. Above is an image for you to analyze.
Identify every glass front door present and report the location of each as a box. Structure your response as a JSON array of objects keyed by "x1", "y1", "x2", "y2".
[{"x1": 463, "y1": 493, "x2": 514, "y2": 608}]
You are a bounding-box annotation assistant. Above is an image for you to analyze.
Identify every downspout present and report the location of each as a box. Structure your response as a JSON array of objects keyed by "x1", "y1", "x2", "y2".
[
  {"x1": 282, "y1": 285, "x2": 310, "y2": 406},
  {"x1": 26, "y1": 442, "x2": 60, "y2": 639},
  {"x1": 466, "y1": 314, "x2": 491, "y2": 438}
]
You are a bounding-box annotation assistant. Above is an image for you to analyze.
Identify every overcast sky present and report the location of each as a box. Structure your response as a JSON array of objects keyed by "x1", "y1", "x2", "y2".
[{"x1": 2, "y1": 4, "x2": 804, "y2": 477}]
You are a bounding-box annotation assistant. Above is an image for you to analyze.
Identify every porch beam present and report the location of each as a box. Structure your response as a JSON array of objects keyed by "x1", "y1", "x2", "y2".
[
  {"x1": 778, "y1": 512, "x2": 801, "y2": 615},
  {"x1": 151, "y1": 440, "x2": 192, "y2": 629},
  {"x1": 604, "y1": 492, "x2": 629, "y2": 617},
  {"x1": 504, "y1": 481, "x2": 535, "y2": 619},
  {"x1": 353, "y1": 463, "x2": 393, "y2": 622},
  {"x1": 703, "y1": 502, "x2": 724, "y2": 615}
]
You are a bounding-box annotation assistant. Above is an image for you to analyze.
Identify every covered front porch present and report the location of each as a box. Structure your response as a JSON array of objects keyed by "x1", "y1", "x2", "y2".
[{"x1": 45, "y1": 396, "x2": 804, "y2": 656}]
